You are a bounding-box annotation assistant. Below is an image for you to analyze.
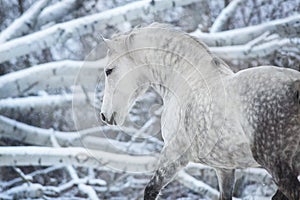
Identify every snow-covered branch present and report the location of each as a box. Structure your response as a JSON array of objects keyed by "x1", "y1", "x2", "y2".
[
  {"x1": 211, "y1": 37, "x2": 300, "y2": 60},
  {"x1": 0, "y1": 115, "x2": 80, "y2": 147},
  {"x1": 176, "y1": 171, "x2": 219, "y2": 200},
  {"x1": 0, "y1": 115, "x2": 159, "y2": 154},
  {"x1": 210, "y1": 0, "x2": 244, "y2": 33},
  {"x1": 36, "y1": 0, "x2": 81, "y2": 28},
  {"x1": 2, "y1": 183, "x2": 45, "y2": 199},
  {"x1": 66, "y1": 166, "x2": 99, "y2": 200},
  {"x1": 0, "y1": 59, "x2": 105, "y2": 98},
  {"x1": 0, "y1": 146, "x2": 157, "y2": 172},
  {"x1": 0, "y1": 0, "x2": 203, "y2": 63},
  {"x1": 0, "y1": 0, "x2": 50, "y2": 43},
  {"x1": 236, "y1": 168, "x2": 272, "y2": 184},
  {"x1": 2, "y1": 166, "x2": 63, "y2": 189},
  {"x1": 176, "y1": 170, "x2": 244, "y2": 200},
  {"x1": 191, "y1": 14, "x2": 300, "y2": 46},
  {"x1": 3, "y1": 173, "x2": 106, "y2": 198},
  {"x1": 0, "y1": 95, "x2": 74, "y2": 114}
]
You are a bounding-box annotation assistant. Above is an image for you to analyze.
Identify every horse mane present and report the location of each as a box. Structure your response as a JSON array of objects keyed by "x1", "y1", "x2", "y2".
[
  {"x1": 111, "y1": 23, "x2": 211, "y2": 55},
  {"x1": 110, "y1": 23, "x2": 232, "y2": 73},
  {"x1": 110, "y1": 23, "x2": 173, "y2": 39}
]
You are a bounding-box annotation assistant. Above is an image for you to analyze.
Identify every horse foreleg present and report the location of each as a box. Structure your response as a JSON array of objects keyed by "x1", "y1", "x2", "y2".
[
  {"x1": 215, "y1": 168, "x2": 235, "y2": 200},
  {"x1": 274, "y1": 175, "x2": 300, "y2": 200},
  {"x1": 271, "y1": 161, "x2": 300, "y2": 200},
  {"x1": 144, "y1": 152, "x2": 189, "y2": 200},
  {"x1": 271, "y1": 190, "x2": 289, "y2": 200}
]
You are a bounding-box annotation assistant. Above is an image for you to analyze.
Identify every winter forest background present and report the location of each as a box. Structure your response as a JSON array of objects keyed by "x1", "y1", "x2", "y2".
[{"x1": 0, "y1": 0, "x2": 299, "y2": 199}]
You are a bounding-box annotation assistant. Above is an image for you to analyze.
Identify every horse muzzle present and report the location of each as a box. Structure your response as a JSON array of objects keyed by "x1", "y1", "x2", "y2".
[{"x1": 100, "y1": 112, "x2": 117, "y2": 125}]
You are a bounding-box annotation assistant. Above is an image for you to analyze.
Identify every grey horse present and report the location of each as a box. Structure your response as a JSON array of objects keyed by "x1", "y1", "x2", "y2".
[{"x1": 100, "y1": 23, "x2": 300, "y2": 200}]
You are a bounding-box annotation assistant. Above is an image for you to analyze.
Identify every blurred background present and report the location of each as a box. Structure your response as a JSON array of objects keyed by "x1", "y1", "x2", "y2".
[{"x1": 0, "y1": 0, "x2": 299, "y2": 199}]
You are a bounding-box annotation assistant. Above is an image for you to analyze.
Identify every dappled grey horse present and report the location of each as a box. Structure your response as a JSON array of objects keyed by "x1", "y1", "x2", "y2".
[{"x1": 100, "y1": 23, "x2": 300, "y2": 200}]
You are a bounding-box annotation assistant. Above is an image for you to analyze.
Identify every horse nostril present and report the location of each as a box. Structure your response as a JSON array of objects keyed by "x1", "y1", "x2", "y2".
[{"x1": 100, "y1": 113, "x2": 106, "y2": 121}]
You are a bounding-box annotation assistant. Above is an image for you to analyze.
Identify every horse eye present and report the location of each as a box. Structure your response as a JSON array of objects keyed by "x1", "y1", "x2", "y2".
[{"x1": 105, "y1": 68, "x2": 113, "y2": 76}]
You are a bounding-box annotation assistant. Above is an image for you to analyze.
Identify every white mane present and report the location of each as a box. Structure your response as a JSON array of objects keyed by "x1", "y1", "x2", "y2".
[{"x1": 109, "y1": 23, "x2": 233, "y2": 75}]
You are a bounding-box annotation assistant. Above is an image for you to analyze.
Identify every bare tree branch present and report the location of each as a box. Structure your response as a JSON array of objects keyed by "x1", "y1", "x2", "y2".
[{"x1": 0, "y1": 0, "x2": 50, "y2": 43}]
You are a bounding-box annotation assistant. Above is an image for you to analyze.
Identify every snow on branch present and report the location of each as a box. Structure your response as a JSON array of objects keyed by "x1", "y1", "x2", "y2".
[
  {"x1": 0, "y1": 115, "x2": 79, "y2": 147},
  {"x1": 176, "y1": 171, "x2": 243, "y2": 200},
  {"x1": 36, "y1": 0, "x2": 81, "y2": 28},
  {"x1": 191, "y1": 14, "x2": 300, "y2": 46},
  {"x1": 210, "y1": 0, "x2": 244, "y2": 33},
  {"x1": 2, "y1": 183, "x2": 45, "y2": 199},
  {"x1": 65, "y1": 165, "x2": 99, "y2": 200},
  {"x1": 0, "y1": 94, "x2": 77, "y2": 114},
  {"x1": 3, "y1": 178, "x2": 104, "y2": 199},
  {"x1": 0, "y1": 0, "x2": 203, "y2": 63},
  {"x1": 0, "y1": 92, "x2": 97, "y2": 128},
  {"x1": 2, "y1": 167, "x2": 106, "y2": 198},
  {"x1": 0, "y1": 146, "x2": 157, "y2": 172},
  {"x1": 78, "y1": 183, "x2": 99, "y2": 200},
  {"x1": 0, "y1": 115, "x2": 159, "y2": 154},
  {"x1": 176, "y1": 171, "x2": 219, "y2": 200},
  {"x1": 3, "y1": 166, "x2": 63, "y2": 189},
  {"x1": 0, "y1": 59, "x2": 105, "y2": 98},
  {"x1": 185, "y1": 162, "x2": 271, "y2": 181},
  {"x1": 236, "y1": 168, "x2": 271, "y2": 184},
  {"x1": 0, "y1": 0, "x2": 50, "y2": 43},
  {"x1": 211, "y1": 37, "x2": 300, "y2": 60}
]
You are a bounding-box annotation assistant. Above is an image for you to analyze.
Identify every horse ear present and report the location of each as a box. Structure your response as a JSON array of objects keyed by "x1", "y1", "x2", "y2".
[
  {"x1": 102, "y1": 37, "x2": 118, "y2": 52},
  {"x1": 128, "y1": 33, "x2": 135, "y2": 42},
  {"x1": 101, "y1": 36, "x2": 110, "y2": 46}
]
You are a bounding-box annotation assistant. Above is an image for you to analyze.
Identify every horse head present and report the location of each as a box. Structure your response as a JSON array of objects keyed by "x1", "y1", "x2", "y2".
[{"x1": 100, "y1": 37, "x2": 149, "y2": 125}]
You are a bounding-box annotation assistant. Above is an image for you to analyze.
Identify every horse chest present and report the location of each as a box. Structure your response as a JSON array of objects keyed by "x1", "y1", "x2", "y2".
[
  {"x1": 179, "y1": 92, "x2": 258, "y2": 168},
  {"x1": 198, "y1": 120, "x2": 259, "y2": 168},
  {"x1": 178, "y1": 100, "x2": 258, "y2": 167}
]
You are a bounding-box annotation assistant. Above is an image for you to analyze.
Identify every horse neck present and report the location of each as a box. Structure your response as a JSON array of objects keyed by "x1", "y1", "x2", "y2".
[
  {"x1": 139, "y1": 51, "x2": 231, "y2": 102},
  {"x1": 130, "y1": 30, "x2": 233, "y2": 102},
  {"x1": 143, "y1": 60, "x2": 229, "y2": 106}
]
